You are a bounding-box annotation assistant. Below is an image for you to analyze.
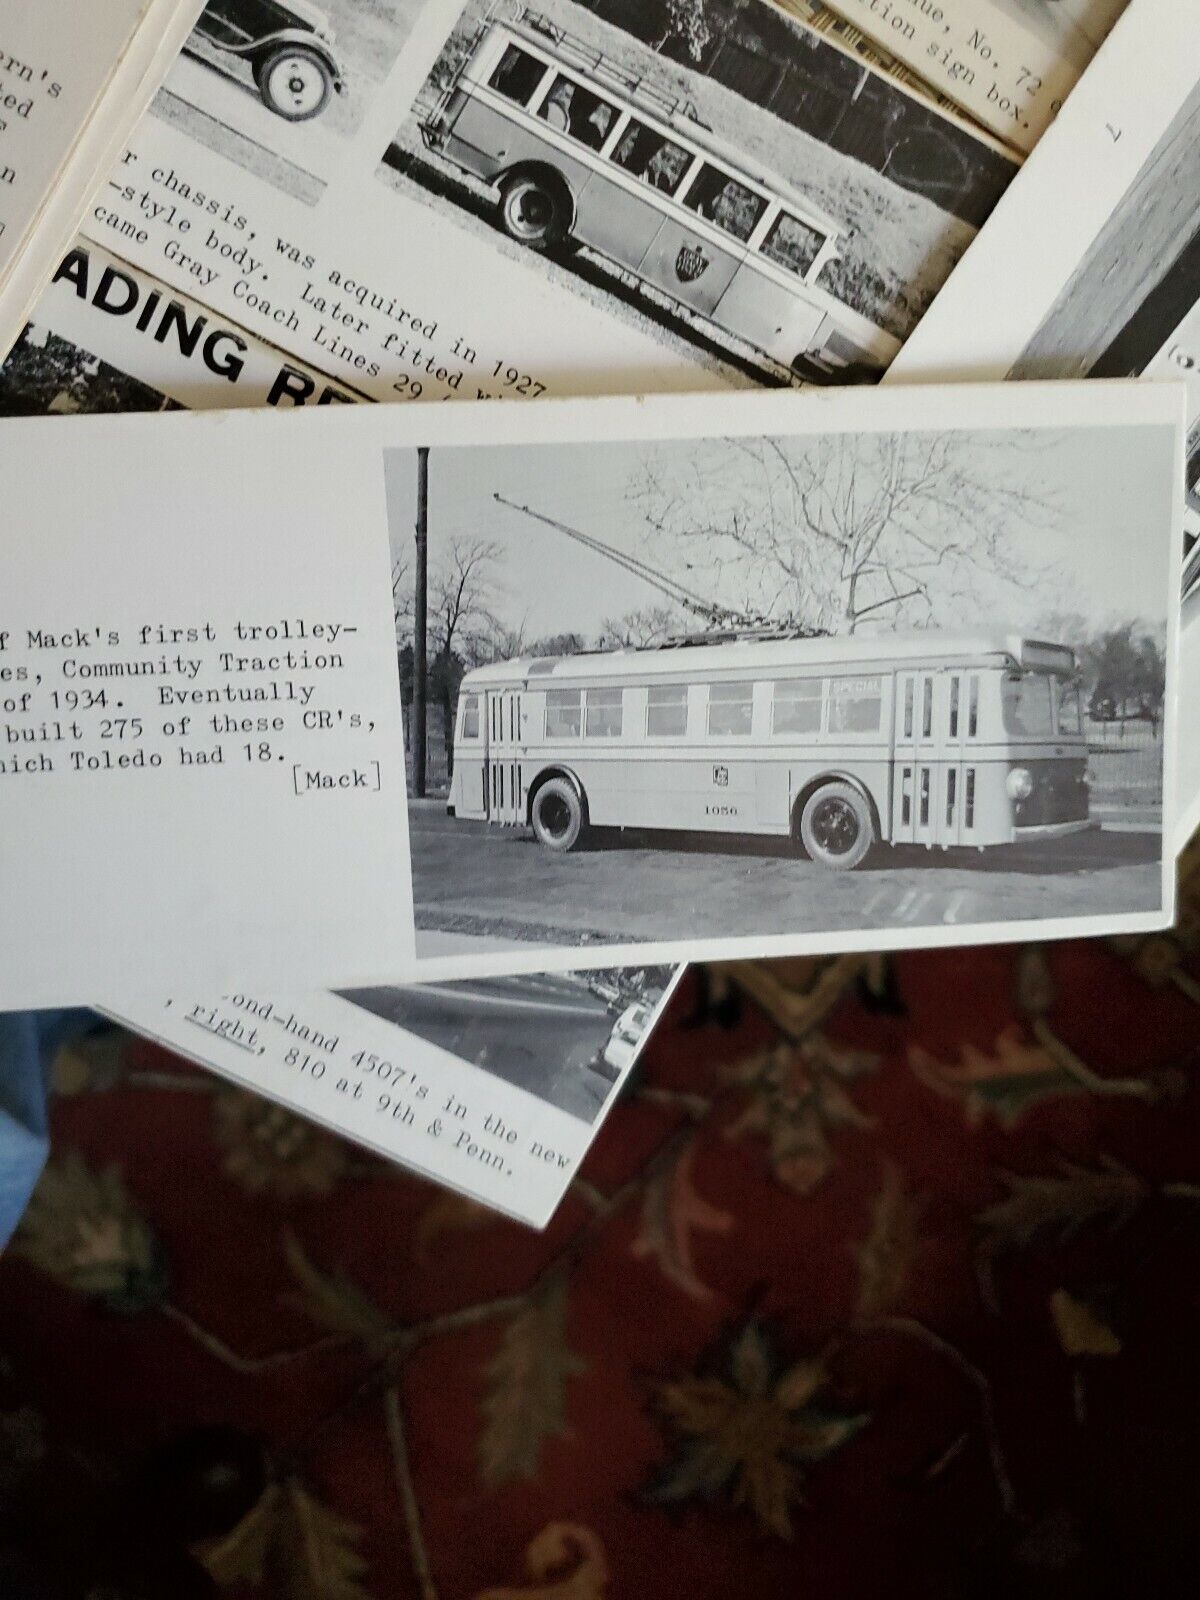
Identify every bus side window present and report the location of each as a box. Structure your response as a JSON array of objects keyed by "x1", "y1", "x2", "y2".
[
  {"x1": 828, "y1": 676, "x2": 882, "y2": 734},
  {"x1": 968, "y1": 676, "x2": 979, "y2": 738},
  {"x1": 545, "y1": 688, "x2": 581, "y2": 737},
  {"x1": 611, "y1": 119, "x2": 692, "y2": 196},
  {"x1": 760, "y1": 210, "x2": 827, "y2": 278},
  {"x1": 921, "y1": 679, "x2": 933, "y2": 740},
  {"x1": 948, "y1": 677, "x2": 959, "y2": 739},
  {"x1": 460, "y1": 694, "x2": 480, "y2": 740},
  {"x1": 584, "y1": 687, "x2": 623, "y2": 737},
  {"x1": 646, "y1": 683, "x2": 688, "y2": 736},
  {"x1": 903, "y1": 679, "x2": 914, "y2": 740},
  {"x1": 771, "y1": 678, "x2": 821, "y2": 735},
  {"x1": 681, "y1": 162, "x2": 766, "y2": 242},
  {"x1": 487, "y1": 44, "x2": 547, "y2": 106},
  {"x1": 707, "y1": 681, "x2": 753, "y2": 736},
  {"x1": 537, "y1": 72, "x2": 617, "y2": 150}
]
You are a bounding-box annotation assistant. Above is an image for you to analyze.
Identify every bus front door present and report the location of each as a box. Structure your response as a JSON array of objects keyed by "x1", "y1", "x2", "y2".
[
  {"x1": 892, "y1": 670, "x2": 941, "y2": 848},
  {"x1": 484, "y1": 688, "x2": 524, "y2": 825}
]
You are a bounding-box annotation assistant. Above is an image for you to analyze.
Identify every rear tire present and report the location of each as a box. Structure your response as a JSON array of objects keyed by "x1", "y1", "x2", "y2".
[
  {"x1": 530, "y1": 777, "x2": 584, "y2": 852},
  {"x1": 499, "y1": 172, "x2": 568, "y2": 252},
  {"x1": 799, "y1": 782, "x2": 873, "y2": 871}
]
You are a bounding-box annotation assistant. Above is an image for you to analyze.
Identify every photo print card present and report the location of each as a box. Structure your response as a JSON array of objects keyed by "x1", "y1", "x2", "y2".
[
  {"x1": 104, "y1": 967, "x2": 683, "y2": 1227},
  {"x1": 0, "y1": 381, "x2": 1184, "y2": 1007},
  {"x1": 886, "y1": 0, "x2": 1200, "y2": 849}
]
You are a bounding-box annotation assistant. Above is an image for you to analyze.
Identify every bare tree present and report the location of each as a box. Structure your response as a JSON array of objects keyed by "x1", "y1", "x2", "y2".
[
  {"x1": 429, "y1": 536, "x2": 504, "y2": 662},
  {"x1": 426, "y1": 537, "x2": 505, "y2": 773},
  {"x1": 392, "y1": 550, "x2": 413, "y2": 645},
  {"x1": 595, "y1": 603, "x2": 688, "y2": 650},
  {"x1": 631, "y1": 432, "x2": 1062, "y2": 634}
]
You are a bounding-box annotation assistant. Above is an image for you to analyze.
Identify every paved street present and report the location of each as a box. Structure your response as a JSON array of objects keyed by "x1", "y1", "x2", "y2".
[
  {"x1": 408, "y1": 802, "x2": 1164, "y2": 953},
  {"x1": 340, "y1": 975, "x2": 619, "y2": 1122}
]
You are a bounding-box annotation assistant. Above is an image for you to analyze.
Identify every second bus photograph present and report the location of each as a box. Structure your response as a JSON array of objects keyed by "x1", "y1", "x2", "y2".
[{"x1": 384, "y1": 388, "x2": 1180, "y2": 973}]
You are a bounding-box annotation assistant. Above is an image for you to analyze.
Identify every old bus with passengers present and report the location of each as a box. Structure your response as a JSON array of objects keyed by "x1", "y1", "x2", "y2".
[
  {"x1": 446, "y1": 630, "x2": 1091, "y2": 871},
  {"x1": 418, "y1": 8, "x2": 900, "y2": 384}
]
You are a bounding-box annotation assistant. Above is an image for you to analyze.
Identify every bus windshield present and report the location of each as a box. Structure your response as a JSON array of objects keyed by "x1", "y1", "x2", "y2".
[{"x1": 1001, "y1": 673, "x2": 1055, "y2": 737}]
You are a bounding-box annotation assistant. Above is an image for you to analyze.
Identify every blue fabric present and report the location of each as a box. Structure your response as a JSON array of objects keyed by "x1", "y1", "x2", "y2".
[{"x1": 0, "y1": 1009, "x2": 94, "y2": 1249}]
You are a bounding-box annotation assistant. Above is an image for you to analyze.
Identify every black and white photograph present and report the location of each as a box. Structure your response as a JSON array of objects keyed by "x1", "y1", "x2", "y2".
[
  {"x1": 385, "y1": 394, "x2": 1180, "y2": 971},
  {"x1": 379, "y1": 0, "x2": 1016, "y2": 387},
  {"x1": 154, "y1": 0, "x2": 416, "y2": 201},
  {"x1": 0, "y1": 322, "x2": 179, "y2": 418},
  {"x1": 339, "y1": 965, "x2": 674, "y2": 1121}
]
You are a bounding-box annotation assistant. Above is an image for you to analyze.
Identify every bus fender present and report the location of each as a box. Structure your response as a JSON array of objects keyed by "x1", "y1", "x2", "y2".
[
  {"x1": 791, "y1": 771, "x2": 882, "y2": 843},
  {"x1": 526, "y1": 765, "x2": 588, "y2": 826}
]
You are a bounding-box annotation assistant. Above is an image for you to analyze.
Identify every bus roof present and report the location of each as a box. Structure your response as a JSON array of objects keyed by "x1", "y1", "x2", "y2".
[
  {"x1": 499, "y1": 16, "x2": 844, "y2": 237},
  {"x1": 459, "y1": 631, "x2": 1076, "y2": 688}
]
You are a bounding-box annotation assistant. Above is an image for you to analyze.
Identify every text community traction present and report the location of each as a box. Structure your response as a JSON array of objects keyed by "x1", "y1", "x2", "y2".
[{"x1": 1, "y1": 619, "x2": 369, "y2": 780}]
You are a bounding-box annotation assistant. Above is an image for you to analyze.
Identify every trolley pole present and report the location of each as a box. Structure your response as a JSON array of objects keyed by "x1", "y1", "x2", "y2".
[{"x1": 413, "y1": 446, "x2": 429, "y2": 799}]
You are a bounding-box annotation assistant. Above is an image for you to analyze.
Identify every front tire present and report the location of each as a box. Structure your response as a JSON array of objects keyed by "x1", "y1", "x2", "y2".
[
  {"x1": 530, "y1": 777, "x2": 584, "y2": 852},
  {"x1": 256, "y1": 46, "x2": 333, "y2": 121},
  {"x1": 799, "y1": 782, "x2": 874, "y2": 871},
  {"x1": 499, "y1": 172, "x2": 568, "y2": 251}
]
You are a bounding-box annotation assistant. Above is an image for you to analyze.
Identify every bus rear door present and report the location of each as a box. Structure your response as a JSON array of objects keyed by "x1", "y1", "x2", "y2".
[{"x1": 485, "y1": 688, "x2": 524, "y2": 824}]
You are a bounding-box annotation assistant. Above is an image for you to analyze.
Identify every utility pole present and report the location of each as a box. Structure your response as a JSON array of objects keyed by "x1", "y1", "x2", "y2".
[{"x1": 413, "y1": 446, "x2": 428, "y2": 799}]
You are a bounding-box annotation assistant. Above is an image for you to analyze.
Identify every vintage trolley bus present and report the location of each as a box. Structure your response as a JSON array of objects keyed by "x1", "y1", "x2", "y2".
[
  {"x1": 419, "y1": 9, "x2": 900, "y2": 384},
  {"x1": 446, "y1": 631, "x2": 1090, "y2": 871}
]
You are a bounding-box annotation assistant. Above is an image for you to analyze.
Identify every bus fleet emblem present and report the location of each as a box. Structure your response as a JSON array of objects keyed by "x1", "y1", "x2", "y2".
[
  {"x1": 675, "y1": 242, "x2": 709, "y2": 283},
  {"x1": 713, "y1": 765, "x2": 729, "y2": 786}
]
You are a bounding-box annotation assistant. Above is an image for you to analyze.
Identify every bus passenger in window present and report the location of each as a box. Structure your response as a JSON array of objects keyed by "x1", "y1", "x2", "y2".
[
  {"x1": 683, "y1": 164, "x2": 766, "y2": 242},
  {"x1": 541, "y1": 78, "x2": 574, "y2": 132},
  {"x1": 488, "y1": 45, "x2": 544, "y2": 105},
  {"x1": 539, "y1": 77, "x2": 614, "y2": 150},
  {"x1": 613, "y1": 122, "x2": 692, "y2": 193}
]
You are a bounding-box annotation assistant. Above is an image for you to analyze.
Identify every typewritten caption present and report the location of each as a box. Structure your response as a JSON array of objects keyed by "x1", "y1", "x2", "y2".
[
  {"x1": 188, "y1": 992, "x2": 579, "y2": 1187},
  {"x1": 0, "y1": 41, "x2": 62, "y2": 240},
  {"x1": 95, "y1": 149, "x2": 551, "y2": 402},
  {"x1": 0, "y1": 617, "x2": 387, "y2": 792}
]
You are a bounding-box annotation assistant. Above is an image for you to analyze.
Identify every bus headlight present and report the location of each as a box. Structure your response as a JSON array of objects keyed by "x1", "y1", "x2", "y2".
[{"x1": 1006, "y1": 767, "x2": 1034, "y2": 801}]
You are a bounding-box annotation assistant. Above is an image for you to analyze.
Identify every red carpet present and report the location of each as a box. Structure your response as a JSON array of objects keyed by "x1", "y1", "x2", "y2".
[{"x1": 1, "y1": 846, "x2": 1198, "y2": 1598}]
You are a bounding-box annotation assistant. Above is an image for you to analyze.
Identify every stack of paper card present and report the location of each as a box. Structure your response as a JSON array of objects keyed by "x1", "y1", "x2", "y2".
[{"x1": 4, "y1": 0, "x2": 1194, "y2": 1227}]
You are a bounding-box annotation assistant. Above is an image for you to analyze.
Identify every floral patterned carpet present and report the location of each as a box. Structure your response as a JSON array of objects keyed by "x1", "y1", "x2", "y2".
[{"x1": 1, "y1": 848, "x2": 1199, "y2": 1598}]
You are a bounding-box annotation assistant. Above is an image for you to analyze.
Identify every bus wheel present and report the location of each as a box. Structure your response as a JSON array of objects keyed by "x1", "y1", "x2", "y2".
[
  {"x1": 499, "y1": 174, "x2": 566, "y2": 251},
  {"x1": 530, "y1": 777, "x2": 584, "y2": 852},
  {"x1": 799, "y1": 782, "x2": 873, "y2": 870},
  {"x1": 256, "y1": 46, "x2": 333, "y2": 121}
]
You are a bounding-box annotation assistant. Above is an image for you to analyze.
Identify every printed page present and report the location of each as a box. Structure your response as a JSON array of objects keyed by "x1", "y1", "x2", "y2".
[
  {"x1": 2, "y1": 240, "x2": 366, "y2": 413},
  {"x1": 103, "y1": 968, "x2": 682, "y2": 1227},
  {"x1": 77, "y1": 0, "x2": 1018, "y2": 403},
  {"x1": 2, "y1": 385, "x2": 1179, "y2": 1003},
  {"x1": 885, "y1": 0, "x2": 1200, "y2": 850},
  {"x1": 810, "y1": 0, "x2": 1126, "y2": 153},
  {"x1": 0, "y1": 0, "x2": 205, "y2": 360}
]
